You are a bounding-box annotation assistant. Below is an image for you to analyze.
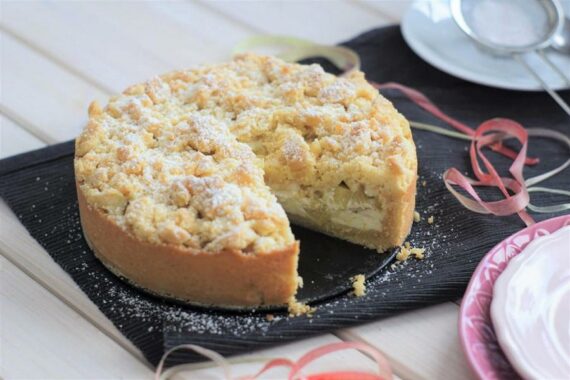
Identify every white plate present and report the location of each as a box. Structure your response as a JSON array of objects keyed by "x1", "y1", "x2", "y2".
[
  {"x1": 491, "y1": 226, "x2": 570, "y2": 379},
  {"x1": 401, "y1": 0, "x2": 570, "y2": 91}
]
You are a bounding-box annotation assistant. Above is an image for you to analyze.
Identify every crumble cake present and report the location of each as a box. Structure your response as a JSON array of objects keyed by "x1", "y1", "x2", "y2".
[{"x1": 75, "y1": 53, "x2": 417, "y2": 308}]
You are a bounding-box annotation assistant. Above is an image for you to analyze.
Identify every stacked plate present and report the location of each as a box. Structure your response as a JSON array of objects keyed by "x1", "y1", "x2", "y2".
[{"x1": 459, "y1": 216, "x2": 570, "y2": 379}]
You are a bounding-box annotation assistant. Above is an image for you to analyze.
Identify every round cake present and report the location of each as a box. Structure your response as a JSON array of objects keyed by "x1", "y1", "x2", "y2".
[{"x1": 74, "y1": 54, "x2": 417, "y2": 308}]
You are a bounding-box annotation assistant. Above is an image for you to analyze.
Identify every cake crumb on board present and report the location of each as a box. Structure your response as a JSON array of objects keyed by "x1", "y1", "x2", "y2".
[
  {"x1": 428, "y1": 216, "x2": 434, "y2": 224},
  {"x1": 413, "y1": 211, "x2": 421, "y2": 222},
  {"x1": 396, "y1": 245, "x2": 411, "y2": 261},
  {"x1": 351, "y1": 274, "x2": 366, "y2": 297},
  {"x1": 396, "y1": 242, "x2": 426, "y2": 261},
  {"x1": 287, "y1": 297, "x2": 316, "y2": 317},
  {"x1": 410, "y1": 247, "x2": 426, "y2": 260}
]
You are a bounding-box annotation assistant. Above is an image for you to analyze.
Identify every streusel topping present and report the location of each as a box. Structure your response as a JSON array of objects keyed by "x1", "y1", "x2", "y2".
[{"x1": 75, "y1": 54, "x2": 414, "y2": 253}]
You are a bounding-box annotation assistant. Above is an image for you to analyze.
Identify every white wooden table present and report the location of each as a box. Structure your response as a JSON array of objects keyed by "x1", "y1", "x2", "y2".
[{"x1": 0, "y1": 1, "x2": 476, "y2": 378}]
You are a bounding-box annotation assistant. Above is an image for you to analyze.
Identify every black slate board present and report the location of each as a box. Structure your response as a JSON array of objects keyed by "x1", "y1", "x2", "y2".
[{"x1": 1, "y1": 26, "x2": 568, "y2": 367}]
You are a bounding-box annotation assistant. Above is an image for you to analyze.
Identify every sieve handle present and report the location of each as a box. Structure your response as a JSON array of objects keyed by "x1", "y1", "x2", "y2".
[
  {"x1": 536, "y1": 50, "x2": 570, "y2": 87},
  {"x1": 512, "y1": 53, "x2": 570, "y2": 118}
]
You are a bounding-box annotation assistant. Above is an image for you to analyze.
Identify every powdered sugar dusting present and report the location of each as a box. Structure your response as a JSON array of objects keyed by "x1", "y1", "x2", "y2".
[{"x1": 318, "y1": 79, "x2": 356, "y2": 103}]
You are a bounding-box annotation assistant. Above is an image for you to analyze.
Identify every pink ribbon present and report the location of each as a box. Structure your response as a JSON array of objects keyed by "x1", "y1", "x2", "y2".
[
  {"x1": 239, "y1": 341, "x2": 392, "y2": 380},
  {"x1": 155, "y1": 341, "x2": 393, "y2": 380}
]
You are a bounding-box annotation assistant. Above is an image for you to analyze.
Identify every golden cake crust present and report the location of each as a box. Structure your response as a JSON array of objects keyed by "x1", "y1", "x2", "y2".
[{"x1": 78, "y1": 188, "x2": 299, "y2": 307}]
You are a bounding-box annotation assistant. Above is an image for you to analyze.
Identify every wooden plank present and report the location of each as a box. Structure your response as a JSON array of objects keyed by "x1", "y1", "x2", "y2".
[
  {"x1": 0, "y1": 31, "x2": 107, "y2": 143},
  {"x1": 1, "y1": 1, "x2": 253, "y2": 94},
  {"x1": 0, "y1": 256, "x2": 153, "y2": 378},
  {"x1": 338, "y1": 302, "x2": 475, "y2": 380},
  {"x1": 76, "y1": 1, "x2": 255, "y2": 65},
  {"x1": 201, "y1": 0, "x2": 393, "y2": 44},
  {"x1": 0, "y1": 200, "x2": 149, "y2": 364},
  {"x1": 0, "y1": 115, "x2": 44, "y2": 158},
  {"x1": 356, "y1": 0, "x2": 413, "y2": 22}
]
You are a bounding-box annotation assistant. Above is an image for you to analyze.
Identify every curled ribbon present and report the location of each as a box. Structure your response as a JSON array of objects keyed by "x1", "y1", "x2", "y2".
[
  {"x1": 442, "y1": 119, "x2": 534, "y2": 226},
  {"x1": 155, "y1": 341, "x2": 393, "y2": 380},
  {"x1": 233, "y1": 35, "x2": 360, "y2": 74}
]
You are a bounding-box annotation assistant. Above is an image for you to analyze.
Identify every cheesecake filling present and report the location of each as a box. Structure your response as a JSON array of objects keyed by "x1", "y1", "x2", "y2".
[{"x1": 274, "y1": 184, "x2": 386, "y2": 250}]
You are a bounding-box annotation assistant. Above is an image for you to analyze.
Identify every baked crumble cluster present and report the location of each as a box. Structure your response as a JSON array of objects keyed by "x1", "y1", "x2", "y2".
[
  {"x1": 75, "y1": 53, "x2": 416, "y2": 255},
  {"x1": 351, "y1": 274, "x2": 366, "y2": 297}
]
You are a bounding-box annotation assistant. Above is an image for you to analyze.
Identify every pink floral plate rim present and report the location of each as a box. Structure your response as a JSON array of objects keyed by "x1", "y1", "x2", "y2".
[{"x1": 458, "y1": 215, "x2": 570, "y2": 380}]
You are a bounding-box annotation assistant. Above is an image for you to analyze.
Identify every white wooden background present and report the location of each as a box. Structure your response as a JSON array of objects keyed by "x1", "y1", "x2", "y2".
[{"x1": 0, "y1": 1, "x2": 476, "y2": 379}]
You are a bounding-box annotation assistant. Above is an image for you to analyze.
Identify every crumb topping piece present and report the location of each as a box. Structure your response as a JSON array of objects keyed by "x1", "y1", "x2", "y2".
[
  {"x1": 351, "y1": 274, "x2": 366, "y2": 297},
  {"x1": 396, "y1": 242, "x2": 426, "y2": 261},
  {"x1": 287, "y1": 297, "x2": 316, "y2": 317}
]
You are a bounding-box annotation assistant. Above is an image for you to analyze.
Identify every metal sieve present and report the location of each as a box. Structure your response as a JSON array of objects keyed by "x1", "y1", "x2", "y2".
[{"x1": 451, "y1": 0, "x2": 570, "y2": 117}]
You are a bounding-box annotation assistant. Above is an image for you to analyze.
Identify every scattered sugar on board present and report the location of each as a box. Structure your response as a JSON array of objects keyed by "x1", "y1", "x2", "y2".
[{"x1": 96, "y1": 278, "x2": 281, "y2": 336}]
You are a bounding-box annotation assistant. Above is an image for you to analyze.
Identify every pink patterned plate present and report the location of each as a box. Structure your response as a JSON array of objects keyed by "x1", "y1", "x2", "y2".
[{"x1": 459, "y1": 215, "x2": 570, "y2": 380}]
